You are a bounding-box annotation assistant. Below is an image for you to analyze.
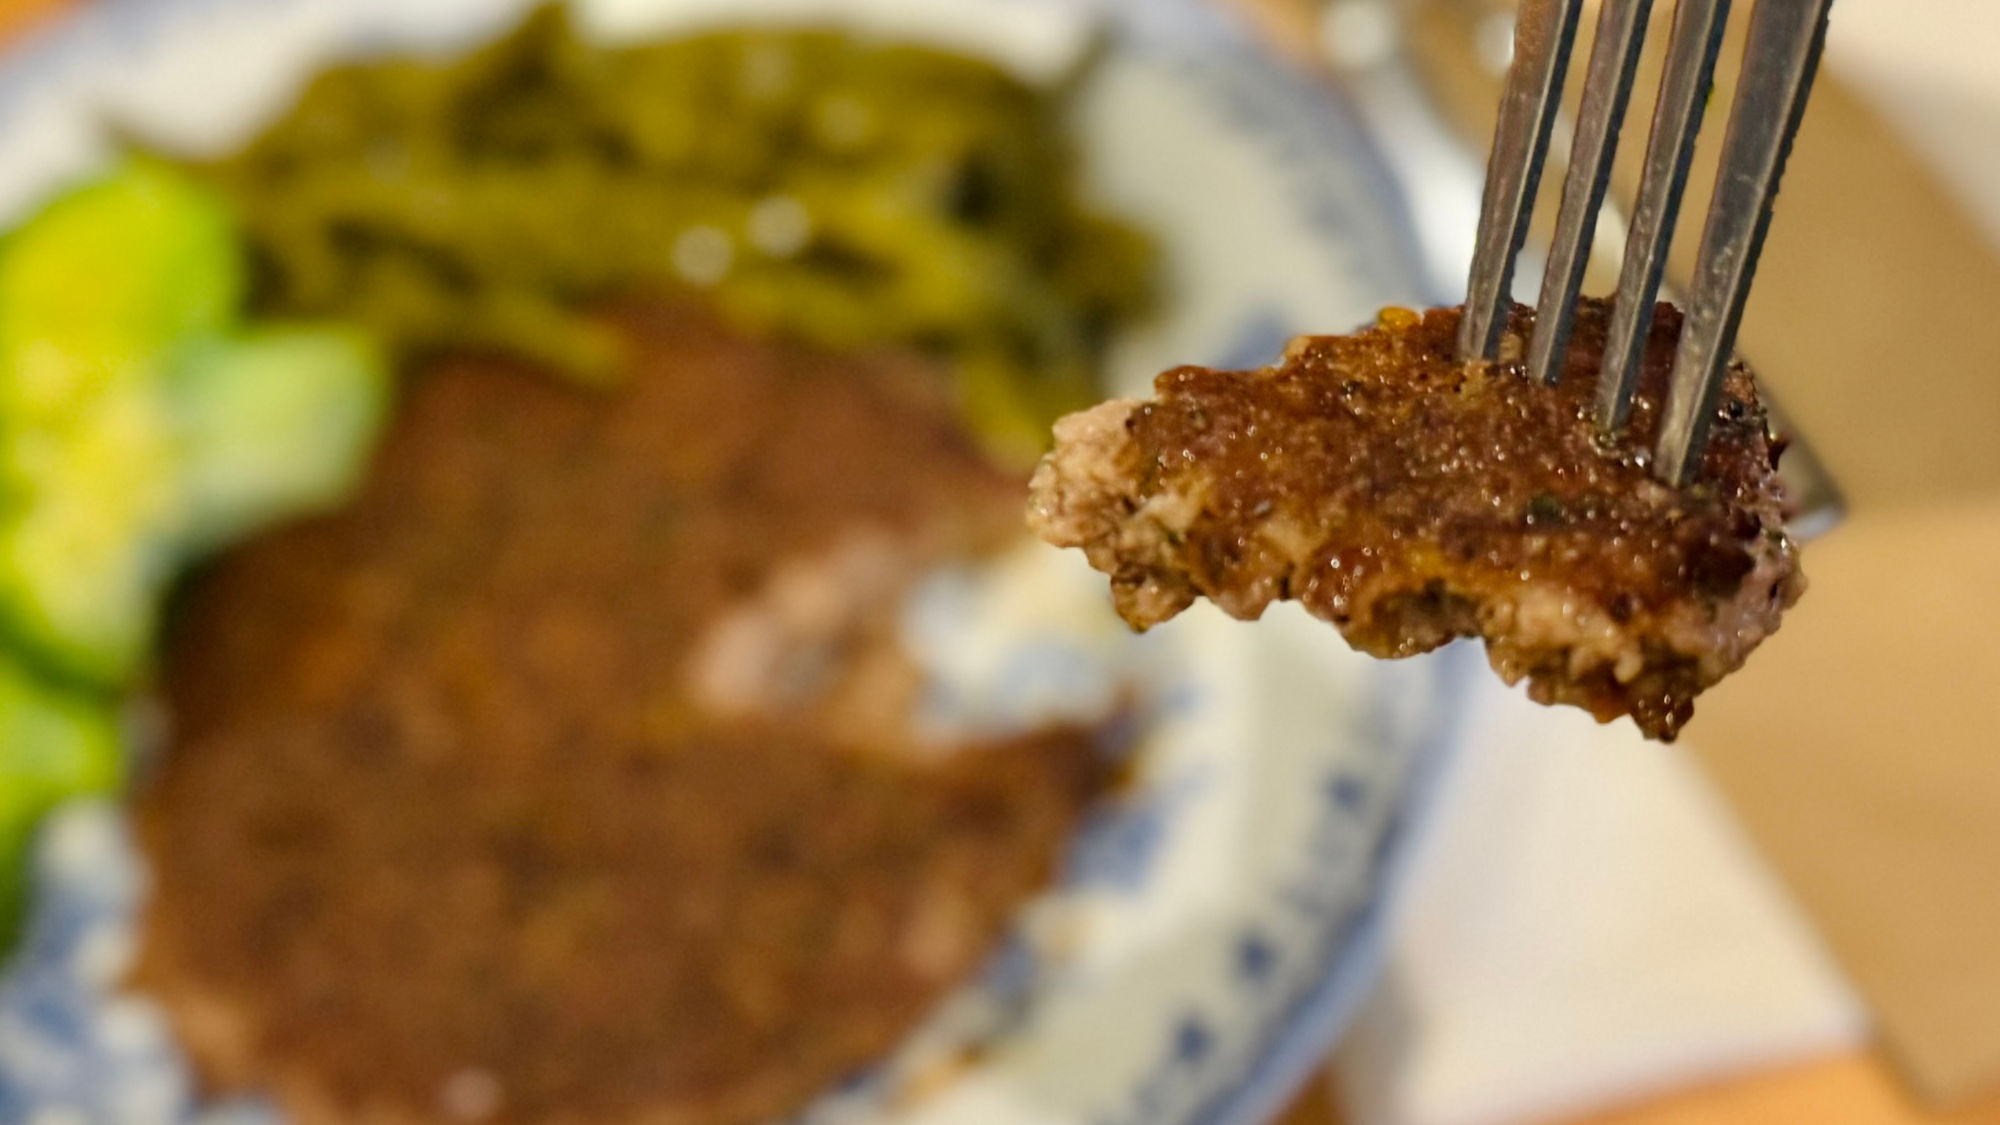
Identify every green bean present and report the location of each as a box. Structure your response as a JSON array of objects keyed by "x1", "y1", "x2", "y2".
[{"x1": 177, "y1": 5, "x2": 1155, "y2": 461}]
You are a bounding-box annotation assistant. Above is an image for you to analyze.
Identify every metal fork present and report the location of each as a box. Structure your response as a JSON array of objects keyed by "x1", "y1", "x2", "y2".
[{"x1": 1456, "y1": 0, "x2": 1835, "y2": 485}]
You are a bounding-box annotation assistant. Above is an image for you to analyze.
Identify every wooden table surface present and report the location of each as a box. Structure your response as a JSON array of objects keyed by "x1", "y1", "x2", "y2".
[
  {"x1": 1, "y1": 0, "x2": 1996, "y2": 1123},
  {"x1": 1278, "y1": 1055, "x2": 2000, "y2": 1125}
]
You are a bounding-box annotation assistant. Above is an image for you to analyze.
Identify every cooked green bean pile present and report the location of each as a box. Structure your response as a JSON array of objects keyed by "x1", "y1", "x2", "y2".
[{"x1": 193, "y1": 6, "x2": 1156, "y2": 460}]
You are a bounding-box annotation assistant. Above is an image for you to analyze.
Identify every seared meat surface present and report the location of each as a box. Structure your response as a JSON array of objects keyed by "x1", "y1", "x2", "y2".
[
  {"x1": 1029, "y1": 300, "x2": 1803, "y2": 740},
  {"x1": 137, "y1": 304, "x2": 1110, "y2": 1125}
]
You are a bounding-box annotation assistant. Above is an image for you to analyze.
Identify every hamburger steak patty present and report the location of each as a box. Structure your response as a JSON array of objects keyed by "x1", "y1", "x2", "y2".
[
  {"x1": 1028, "y1": 300, "x2": 1803, "y2": 741},
  {"x1": 135, "y1": 304, "x2": 1110, "y2": 1125}
]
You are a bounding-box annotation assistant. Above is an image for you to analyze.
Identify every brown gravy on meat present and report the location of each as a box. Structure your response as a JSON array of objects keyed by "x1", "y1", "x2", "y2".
[
  {"x1": 1030, "y1": 300, "x2": 1801, "y2": 740},
  {"x1": 135, "y1": 304, "x2": 1109, "y2": 1125}
]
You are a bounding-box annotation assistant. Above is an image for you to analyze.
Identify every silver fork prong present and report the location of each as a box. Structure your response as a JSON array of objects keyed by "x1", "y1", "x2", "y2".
[
  {"x1": 1596, "y1": 0, "x2": 1733, "y2": 429},
  {"x1": 1655, "y1": 0, "x2": 1834, "y2": 485},
  {"x1": 1527, "y1": 0, "x2": 1655, "y2": 386},
  {"x1": 1457, "y1": 0, "x2": 1585, "y2": 363}
]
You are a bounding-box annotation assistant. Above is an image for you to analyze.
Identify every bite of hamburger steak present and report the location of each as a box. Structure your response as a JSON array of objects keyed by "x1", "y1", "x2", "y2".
[{"x1": 1028, "y1": 299, "x2": 1804, "y2": 741}]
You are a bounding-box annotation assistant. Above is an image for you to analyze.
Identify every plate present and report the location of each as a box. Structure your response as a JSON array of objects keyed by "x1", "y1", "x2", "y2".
[{"x1": 0, "y1": 1, "x2": 1470, "y2": 1123}]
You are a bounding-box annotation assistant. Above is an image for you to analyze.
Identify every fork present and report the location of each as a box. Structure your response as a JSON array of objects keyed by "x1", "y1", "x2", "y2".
[{"x1": 1455, "y1": 0, "x2": 1835, "y2": 485}]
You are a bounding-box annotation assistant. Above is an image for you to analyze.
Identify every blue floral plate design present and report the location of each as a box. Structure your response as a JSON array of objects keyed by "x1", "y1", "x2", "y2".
[{"x1": 0, "y1": 1, "x2": 1469, "y2": 1123}]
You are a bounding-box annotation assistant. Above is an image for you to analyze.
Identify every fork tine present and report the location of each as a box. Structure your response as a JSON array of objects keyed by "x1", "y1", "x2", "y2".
[
  {"x1": 1527, "y1": 0, "x2": 1656, "y2": 386},
  {"x1": 1655, "y1": 0, "x2": 1835, "y2": 485},
  {"x1": 1596, "y1": 0, "x2": 1733, "y2": 429},
  {"x1": 1457, "y1": 0, "x2": 1585, "y2": 362}
]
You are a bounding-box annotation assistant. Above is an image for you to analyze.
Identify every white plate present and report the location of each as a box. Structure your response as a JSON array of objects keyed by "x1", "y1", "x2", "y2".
[{"x1": 0, "y1": 2, "x2": 1470, "y2": 1123}]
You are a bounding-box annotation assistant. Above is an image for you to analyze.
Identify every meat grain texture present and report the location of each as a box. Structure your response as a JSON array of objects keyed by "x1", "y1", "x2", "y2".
[{"x1": 1029, "y1": 300, "x2": 1803, "y2": 741}]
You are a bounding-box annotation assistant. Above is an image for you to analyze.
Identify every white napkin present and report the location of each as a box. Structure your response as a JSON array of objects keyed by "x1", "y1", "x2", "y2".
[{"x1": 1332, "y1": 668, "x2": 1865, "y2": 1125}]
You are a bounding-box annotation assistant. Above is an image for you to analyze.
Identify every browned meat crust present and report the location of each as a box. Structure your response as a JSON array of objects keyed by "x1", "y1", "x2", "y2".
[
  {"x1": 135, "y1": 304, "x2": 1110, "y2": 1125},
  {"x1": 1029, "y1": 300, "x2": 1803, "y2": 741}
]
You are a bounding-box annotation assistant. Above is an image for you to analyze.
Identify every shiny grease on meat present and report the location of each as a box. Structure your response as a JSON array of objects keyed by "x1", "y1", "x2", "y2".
[
  {"x1": 1029, "y1": 300, "x2": 1803, "y2": 741},
  {"x1": 136, "y1": 305, "x2": 1111, "y2": 1125}
]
